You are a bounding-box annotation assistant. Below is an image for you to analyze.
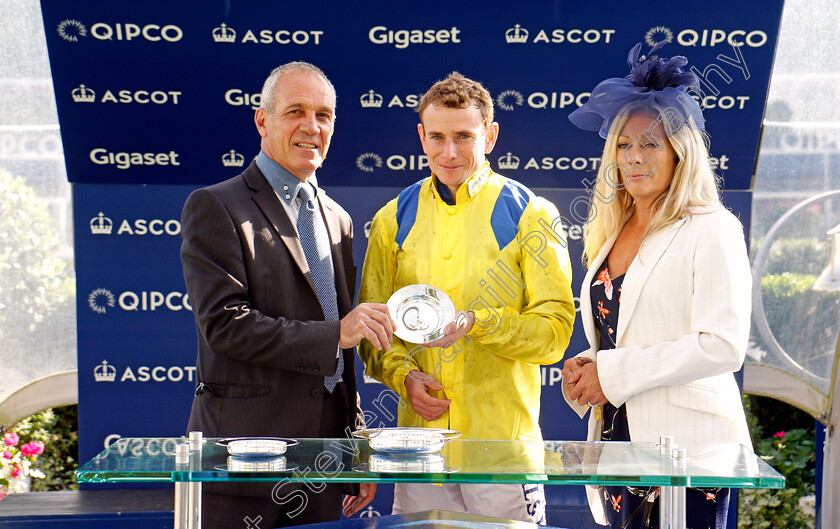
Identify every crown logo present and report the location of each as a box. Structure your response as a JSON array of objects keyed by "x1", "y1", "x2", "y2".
[
  {"x1": 222, "y1": 149, "x2": 244, "y2": 167},
  {"x1": 72, "y1": 84, "x2": 95, "y2": 103},
  {"x1": 94, "y1": 360, "x2": 117, "y2": 382},
  {"x1": 360, "y1": 90, "x2": 383, "y2": 108},
  {"x1": 358, "y1": 506, "x2": 381, "y2": 518},
  {"x1": 212, "y1": 23, "x2": 236, "y2": 43},
  {"x1": 497, "y1": 152, "x2": 520, "y2": 170},
  {"x1": 90, "y1": 212, "x2": 113, "y2": 234},
  {"x1": 505, "y1": 24, "x2": 529, "y2": 43}
]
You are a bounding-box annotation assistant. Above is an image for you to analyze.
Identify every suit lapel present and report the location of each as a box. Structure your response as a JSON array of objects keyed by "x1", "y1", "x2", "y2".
[
  {"x1": 245, "y1": 166, "x2": 318, "y2": 298},
  {"x1": 616, "y1": 218, "x2": 687, "y2": 341}
]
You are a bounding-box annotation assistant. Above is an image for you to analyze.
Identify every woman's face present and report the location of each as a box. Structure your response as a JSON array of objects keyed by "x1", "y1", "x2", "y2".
[{"x1": 615, "y1": 114, "x2": 677, "y2": 206}]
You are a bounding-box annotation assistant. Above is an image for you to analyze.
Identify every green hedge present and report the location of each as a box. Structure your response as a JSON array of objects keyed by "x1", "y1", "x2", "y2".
[{"x1": 11, "y1": 406, "x2": 78, "y2": 491}]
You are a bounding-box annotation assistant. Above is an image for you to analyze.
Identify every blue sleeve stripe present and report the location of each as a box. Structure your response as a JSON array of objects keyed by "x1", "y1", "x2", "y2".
[
  {"x1": 395, "y1": 180, "x2": 424, "y2": 249},
  {"x1": 490, "y1": 180, "x2": 533, "y2": 250}
]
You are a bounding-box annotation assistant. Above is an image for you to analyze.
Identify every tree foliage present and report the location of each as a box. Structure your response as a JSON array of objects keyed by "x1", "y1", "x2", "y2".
[{"x1": 0, "y1": 168, "x2": 73, "y2": 340}]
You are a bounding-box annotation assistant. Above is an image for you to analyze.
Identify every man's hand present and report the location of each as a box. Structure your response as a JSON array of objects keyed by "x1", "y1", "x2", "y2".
[
  {"x1": 564, "y1": 359, "x2": 608, "y2": 407},
  {"x1": 426, "y1": 310, "x2": 474, "y2": 349},
  {"x1": 342, "y1": 483, "x2": 376, "y2": 517},
  {"x1": 340, "y1": 303, "x2": 395, "y2": 350},
  {"x1": 404, "y1": 370, "x2": 451, "y2": 421}
]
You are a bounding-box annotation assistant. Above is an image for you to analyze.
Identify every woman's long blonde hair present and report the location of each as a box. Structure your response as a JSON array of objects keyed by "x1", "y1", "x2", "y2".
[{"x1": 582, "y1": 109, "x2": 722, "y2": 267}]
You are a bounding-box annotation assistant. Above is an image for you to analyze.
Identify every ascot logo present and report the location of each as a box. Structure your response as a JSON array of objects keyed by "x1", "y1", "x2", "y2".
[
  {"x1": 645, "y1": 26, "x2": 673, "y2": 47},
  {"x1": 356, "y1": 152, "x2": 383, "y2": 173},
  {"x1": 359, "y1": 92, "x2": 421, "y2": 109},
  {"x1": 94, "y1": 360, "x2": 117, "y2": 382},
  {"x1": 57, "y1": 19, "x2": 87, "y2": 42},
  {"x1": 90, "y1": 212, "x2": 113, "y2": 234},
  {"x1": 211, "y1": 23, "x2": 323, "y2": 45},
  {"x1": 360, "y1": 90, "x2": 383, "y2": 108},
  {"x1": 88, "y1": 288, "x2": 192, "y2": 312},
  {"x1": 497, "y1": 152, "x2": 520, "y2": 170},
  {"x1": 72, "y1": 84, "x2": 182, "y2": 105},
  {"x1": 72, "y1": 84, "x2": 95, "y2": 102},
  {"x1": 212, "y1": 23, "x2": 236, "y2": 42},
  {"x1": 89, "y1": 213, "x2": 181, "y2": 236},
  {"x1": 359, "y1": 506, "x2": 382, "y2": 517},
  {"x1": 89, "y1": 288, "x2": 116, "y2": 314},
  {"x1": 647, "y1": 26, "x2": 768, "y2": 48},
  {"x1": 505, "y1": 24, "x2": 528, "y2": 43},
  {"x1": 222, "y1": 149, "x2": 244, "y2": 167},
  {"x1": 503, "y1": 24, "x2": 615, "y2": 44},
  {"x1": 496, "y1": 90, "x2": 524, "y2": 111},
  {"x1": 95, "y1": 360, "x2": 197, "y2": 384}
]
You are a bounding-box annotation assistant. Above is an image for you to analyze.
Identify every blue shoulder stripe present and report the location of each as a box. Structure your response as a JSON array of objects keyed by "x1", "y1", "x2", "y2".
[
  {"x1": 395, "y1": 180, "x2": 424, "y2": 248},
  {"x1": 490, "y1": 179, "x2": 533, "y2": 250}
]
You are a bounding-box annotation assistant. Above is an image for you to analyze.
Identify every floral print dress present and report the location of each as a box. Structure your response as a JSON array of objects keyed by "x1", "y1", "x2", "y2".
[{"x1": 590, "y1": 264, "x2": 730, "y2": 529}]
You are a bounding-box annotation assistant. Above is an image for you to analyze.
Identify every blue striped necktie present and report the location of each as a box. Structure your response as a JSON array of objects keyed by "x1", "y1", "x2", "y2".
[{"x1": 296, "y1": 183, "x2": 343, "y2": 392}]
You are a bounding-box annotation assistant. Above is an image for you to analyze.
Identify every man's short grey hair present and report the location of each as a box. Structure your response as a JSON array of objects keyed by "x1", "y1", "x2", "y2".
[{"x1": 259, "y1": 61, "x2": 336, "y2": 113}]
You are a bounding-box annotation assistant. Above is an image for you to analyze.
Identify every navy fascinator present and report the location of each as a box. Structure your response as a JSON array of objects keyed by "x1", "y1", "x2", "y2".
[{"x1": 568, "y1": 41, "x2": 705, "y2": 138}]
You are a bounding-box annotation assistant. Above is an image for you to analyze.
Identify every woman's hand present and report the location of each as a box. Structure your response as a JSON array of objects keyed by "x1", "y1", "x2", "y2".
[{"x1": 564, "y1": 358, "x2": 608, "y2": 406}]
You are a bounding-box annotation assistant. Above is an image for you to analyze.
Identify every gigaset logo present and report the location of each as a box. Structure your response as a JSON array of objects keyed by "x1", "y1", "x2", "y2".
[
  {"x1": 89, "y1": 148, "x2": 180, "y2": 170},
  {"x1": 368, "y1": 26, "x2": 461, "y2": 49},
  {"x1": 224, "y1": 89, "x2": 262, "y2": 110}
]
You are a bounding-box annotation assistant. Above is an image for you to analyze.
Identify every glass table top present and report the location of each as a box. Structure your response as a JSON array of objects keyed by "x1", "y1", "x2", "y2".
[{"x1": 76, "y1": 437, "x2": 785, "y2": 489}]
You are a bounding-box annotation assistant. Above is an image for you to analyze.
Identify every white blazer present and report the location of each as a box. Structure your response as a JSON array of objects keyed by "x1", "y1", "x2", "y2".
[{"x1": 563, "y1": 207, "x2": 754, "y2": 523}]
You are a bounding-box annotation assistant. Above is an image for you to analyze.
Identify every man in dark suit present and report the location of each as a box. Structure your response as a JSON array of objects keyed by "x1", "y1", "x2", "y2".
[{"x1": 180, "y1": 61, "x2": 394, "y2": 528}]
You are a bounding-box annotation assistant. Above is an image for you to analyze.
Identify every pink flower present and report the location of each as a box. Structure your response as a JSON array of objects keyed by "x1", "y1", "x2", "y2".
[
  {"x1": 2, "y1": 451, "x2": 10, "y2": 459},
  {"x1": 11, "y1": 466, "x2": 21, "y2": 478},
  {"x1": 774, "y1": 431, "x2": 786, "y2": 438},
  {"x1": 21, "y1": 441, "x2": 44, "y2": 457},
  {"x1": 3, "y1": 432, "x2": 19, "y2": 447}
]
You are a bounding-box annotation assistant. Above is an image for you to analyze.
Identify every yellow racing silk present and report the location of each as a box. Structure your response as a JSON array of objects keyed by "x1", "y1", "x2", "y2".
[{"x1": 359, "y1": 163, "x2": 575, "y2": 440}]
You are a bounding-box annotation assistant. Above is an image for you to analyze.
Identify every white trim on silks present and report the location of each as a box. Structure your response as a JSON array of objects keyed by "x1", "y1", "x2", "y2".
[{"x1": 392, "y1": 482, "x2": 546, "y2": 525}]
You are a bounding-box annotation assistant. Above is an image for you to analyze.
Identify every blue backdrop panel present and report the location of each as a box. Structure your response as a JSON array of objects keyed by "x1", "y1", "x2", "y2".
[
  {"x1": 40, "y1": 0, "x2": 782, "y2": 189},
  {"x1": 73, "y1": 184, "x2": 197, "y2": 464}
]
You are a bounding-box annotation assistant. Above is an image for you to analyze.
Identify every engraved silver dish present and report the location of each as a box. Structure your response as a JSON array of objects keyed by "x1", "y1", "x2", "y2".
[
  {"x1": 352, "y1": 427, "x2": 461, "y2": 454},
  {"x1": 368, "y1": 452, "x2": 446, "y2": 473},
  {"x1": 219, "y1": 455, "x2": 290, "y2": 472},
  {"x1": 215, "y1": 437, "x2": 299, "y2": 457},
  {"x1": 387, "y1": 284, "x2": 456, "y2": 344}
]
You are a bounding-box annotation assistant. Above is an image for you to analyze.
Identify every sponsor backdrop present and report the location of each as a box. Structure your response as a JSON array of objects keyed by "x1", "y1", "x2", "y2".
[{"x1": 41, "y1": 0, "x2": 782, "y2": 521}]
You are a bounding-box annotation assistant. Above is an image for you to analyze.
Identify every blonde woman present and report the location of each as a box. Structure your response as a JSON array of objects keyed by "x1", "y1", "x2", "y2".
[{"x1": 561, "y1": 42, "x2": 752, "y2": 529}]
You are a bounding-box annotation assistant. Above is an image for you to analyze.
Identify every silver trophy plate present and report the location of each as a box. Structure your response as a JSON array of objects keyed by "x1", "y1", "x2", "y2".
[
  {"x1": 352, "y1": 427, "x2": 461, "y2": 454},
  {"x1": 387, "y1": 284, "x2": 456, "y2": 344},
  {"x1": 215, "y1": 437, "x2": 299, "y2": 457}
]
